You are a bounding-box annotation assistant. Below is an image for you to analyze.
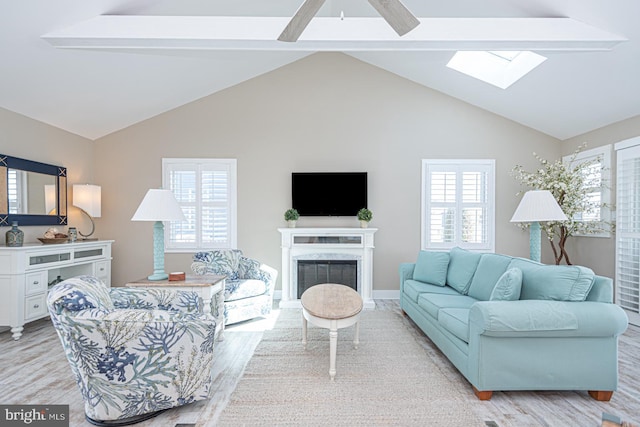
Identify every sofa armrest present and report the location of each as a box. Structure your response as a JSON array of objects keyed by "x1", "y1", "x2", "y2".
[
  {"x1": 399, "y1": 263, "x2": 415, "y2": 292},
  {"x1": 469, "y1": 300, "x2": 628, "y2": 338},
  {"x1": 110, "y1": 287, "x2": 202, "y2": 313}
]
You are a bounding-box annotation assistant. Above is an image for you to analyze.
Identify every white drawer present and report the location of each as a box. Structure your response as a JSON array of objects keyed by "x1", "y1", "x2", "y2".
[
  {"x1": 95, "y1": 260, "x2": 109, "y2": 280},
  {"x1": 25, "y1": 272, "x2": 47, "y2": 296},
  {"x1": 24, "y1": 293, "x2": 48, "y2": 320}
]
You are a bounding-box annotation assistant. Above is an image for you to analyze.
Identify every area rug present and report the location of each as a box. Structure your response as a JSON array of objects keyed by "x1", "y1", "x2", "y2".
[{"x1": 217, "y1": 309, "x2": 485, "y2": 426}]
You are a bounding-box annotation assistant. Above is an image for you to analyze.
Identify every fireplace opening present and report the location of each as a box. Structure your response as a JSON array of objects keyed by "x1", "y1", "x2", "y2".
[{"x1": 297, "y1": 260, "x2": 357, "y2": 299}]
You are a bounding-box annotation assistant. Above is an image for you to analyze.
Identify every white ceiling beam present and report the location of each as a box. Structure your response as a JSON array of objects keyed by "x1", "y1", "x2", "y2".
[{"x1": 42, "y1": 16, "x2": 627, "y2": 52}]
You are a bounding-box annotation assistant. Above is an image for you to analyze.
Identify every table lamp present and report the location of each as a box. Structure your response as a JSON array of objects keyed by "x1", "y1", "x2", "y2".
[
  {"x1": 73, "y1": 184, "x2": 101, "y2": 240},
  {"x1": 132, "y1": 189, "x2": 186, "y2": 281},
  {"x1": 510, "y1": 190, "x2": 568, "y2": 262}
]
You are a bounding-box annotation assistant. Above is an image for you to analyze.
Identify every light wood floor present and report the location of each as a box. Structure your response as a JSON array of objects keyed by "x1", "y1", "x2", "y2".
[{"x1": 1, "y1": 300, "x2": 638, "y2": 427}]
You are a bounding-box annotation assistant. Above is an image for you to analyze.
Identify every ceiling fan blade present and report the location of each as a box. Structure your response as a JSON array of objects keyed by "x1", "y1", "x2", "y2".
[
  {"x1": 278, "y1": 0, "x2": 327, "y2": 42},
  {"x1": 367, "y1": 0, "x2": 420, "y2": 36}
]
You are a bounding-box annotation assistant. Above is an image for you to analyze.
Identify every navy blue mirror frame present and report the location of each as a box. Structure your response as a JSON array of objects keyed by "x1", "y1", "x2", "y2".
[{"x1": 0, "y1": 154, "x2": 67, "y2": 226}]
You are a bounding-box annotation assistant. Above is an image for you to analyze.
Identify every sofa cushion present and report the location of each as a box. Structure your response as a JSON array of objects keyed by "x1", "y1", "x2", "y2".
[
  {"x1": 413, "y1": 251, "x2": 450, "y2": 286},
  {"x1": 490, "y1": 268, "x2": 523, "y2": 301},
  {"x1": 403, "y1": 280, "x2": 461, "y2": 303},
  {"x1": 467, "y1": 253, "x2": 513, "y2": 301},
  {"x1": 446, "y1": 247, "x2": 482, "y2": 294},
  {"x1": 417, "y1": 294, "x2": 477, "y2": 319},
  {"x1": 438, "y1": 308, "x2": 470, "y2": 343},
  {"x1": 224, "y1": 279, "x2": 267, "y2": 302},
  {"x1": 509, "y1": 258, "x2": 596, "y2": 302}
]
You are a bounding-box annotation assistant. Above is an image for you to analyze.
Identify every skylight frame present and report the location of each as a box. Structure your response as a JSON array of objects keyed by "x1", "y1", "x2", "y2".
[{"x1": 446, "y1": 50, "x2": 547, "y2": 89}]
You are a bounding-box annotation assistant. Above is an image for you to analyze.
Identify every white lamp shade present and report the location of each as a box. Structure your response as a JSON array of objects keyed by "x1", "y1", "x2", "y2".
[
  {"x1": 510, "y1": 190, "x2": 568, "y2": 223},
  {"x1": 131, "y1": 189, "x2": 186, "y2": 222},
  {"x1": 73, "y1": 184, "x2": 101, "y2": 218}
]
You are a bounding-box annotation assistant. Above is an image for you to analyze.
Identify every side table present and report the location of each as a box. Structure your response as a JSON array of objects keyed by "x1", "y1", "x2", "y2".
[{"x1": 126, "y1": 274, "x2": 226, "y2": 340}]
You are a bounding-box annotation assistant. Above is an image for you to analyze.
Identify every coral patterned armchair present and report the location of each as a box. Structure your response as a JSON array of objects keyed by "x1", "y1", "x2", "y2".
[
  {"x1": 191, "y1": 249, "x2": 278, "y2": 325},
  {"x1": 47, "y1": 275, "x2": 217, "y2": 426}
]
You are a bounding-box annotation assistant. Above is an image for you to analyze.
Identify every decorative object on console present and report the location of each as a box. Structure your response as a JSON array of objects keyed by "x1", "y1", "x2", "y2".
[
  {"x1": 73, "y1": 184, "x2": 101, "y2": 240},
  {"x1": 132, "y1": 188, "x2": 186, "y2": 281},
  {"x1": 357, "y1": 208, "x2": 373, "y2": 228},
  {"x1": 284, "y1": 208, "x2": 299, "y2": 228},
  {"x1": 38, "y1": 226, "x2": 68, "y2": 244},
  {"x1": 5, "y1": 221, "x2": 24, "y2": 247},
  {"x1": 510, "y1": 190, "x2": 567, "y2": 262}
]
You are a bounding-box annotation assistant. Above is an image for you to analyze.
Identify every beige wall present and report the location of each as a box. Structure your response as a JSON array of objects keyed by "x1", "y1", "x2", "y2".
[
  {"x1": 0, "y1": 107, "x2": 95, "y2": 241},
  {"x1": 561, "y1": 115, "x2": 640, "y2": 277},
  {"x1": 94, "y1": 53, "x2": 561, "y2": 290}
]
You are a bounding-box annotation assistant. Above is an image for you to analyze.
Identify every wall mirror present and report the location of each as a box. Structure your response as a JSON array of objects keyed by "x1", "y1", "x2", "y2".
[{"x1": 0, "y1": 154, "x2": 67, "y2": 226}]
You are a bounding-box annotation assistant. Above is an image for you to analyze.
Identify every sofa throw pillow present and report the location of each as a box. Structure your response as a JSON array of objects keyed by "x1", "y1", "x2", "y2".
[
  {"x1": 509, "y1": 258, "x2": 596, "y2": 302},
  {"x1": 413, "y1": 251, "x2": 450, "y2": 287},
  {"x1": 446, "y1": 247, "x2": 482, "y2": 294},
  {"x1": 490, "y1": 268, "x2": 523, "y2": 301},
  {"x1": 467, "y1": 253, "x2": 513, "y2": 301}
]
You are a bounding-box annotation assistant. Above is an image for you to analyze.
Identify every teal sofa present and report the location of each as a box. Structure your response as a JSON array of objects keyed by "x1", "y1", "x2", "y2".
[{"x1": 400, "y1": 247, "x2": 628, "y2": 401}]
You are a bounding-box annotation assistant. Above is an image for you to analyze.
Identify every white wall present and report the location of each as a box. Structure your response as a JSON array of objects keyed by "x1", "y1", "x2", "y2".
[
  {"x1": 95, "y1": 53, "x2": 561, "y2": 291},
  {"x1": 0, "y1": 107, "x2": 95, "y2": 242}
]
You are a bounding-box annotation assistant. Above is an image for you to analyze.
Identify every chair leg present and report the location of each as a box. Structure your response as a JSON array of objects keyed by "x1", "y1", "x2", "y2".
[
  {"x1": 588, "y1": 390, "x2": 613, "y2": 401},
  {"x1": 473, "y1": 386, "x2": 493, "y2": 400}
]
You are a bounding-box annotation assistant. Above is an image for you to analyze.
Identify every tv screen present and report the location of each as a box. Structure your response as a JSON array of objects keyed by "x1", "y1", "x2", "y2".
[{"x1": 292, "y1": 172, "x2": 367, "y2": 216}]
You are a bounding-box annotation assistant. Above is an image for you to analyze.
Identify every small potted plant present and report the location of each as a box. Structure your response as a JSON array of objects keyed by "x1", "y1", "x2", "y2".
[
  {"x1": 284, "y1": 208, "x2": 300, "y2": 228},
  {"x1": 357, "y1": 208, "x2": 373, "y2": 228}
]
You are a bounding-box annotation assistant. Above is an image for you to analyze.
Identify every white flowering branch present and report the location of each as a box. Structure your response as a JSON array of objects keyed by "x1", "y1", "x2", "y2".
[{"x1": 511, "y1": 143, "x2": 611, "y2": 265}]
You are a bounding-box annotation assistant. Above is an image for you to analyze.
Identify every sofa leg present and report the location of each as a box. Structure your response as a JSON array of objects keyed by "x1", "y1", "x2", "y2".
[
  {"x1": 588, "y1": 390, "x2": 613, "y2": 401},
  {"x1": 401, "y1": 309, "x2": 407, "y2": 316},
  {"x1": 473, "y1": 387, "x2": 493, "y2": 400}
]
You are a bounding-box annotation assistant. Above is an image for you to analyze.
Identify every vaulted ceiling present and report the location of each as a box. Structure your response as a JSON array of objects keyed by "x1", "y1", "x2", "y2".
[{"x1": 2, "y1": 1, "x2": 639, "y2": 141}]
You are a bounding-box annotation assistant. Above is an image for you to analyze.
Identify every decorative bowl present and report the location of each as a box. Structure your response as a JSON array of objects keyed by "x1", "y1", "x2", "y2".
[{"x1": 37, "y1": 237, "x2": 69, "y2": 244}]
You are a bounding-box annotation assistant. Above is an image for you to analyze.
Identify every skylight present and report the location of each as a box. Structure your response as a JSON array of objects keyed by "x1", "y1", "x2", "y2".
[{"x1": 446, "y1": 51, "x2": 547, "y2": 89}]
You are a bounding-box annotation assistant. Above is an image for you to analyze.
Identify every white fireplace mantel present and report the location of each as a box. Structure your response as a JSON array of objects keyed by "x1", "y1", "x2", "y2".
[{"x1": 278, "y1": 227, "x2": 377, "y2": 309}]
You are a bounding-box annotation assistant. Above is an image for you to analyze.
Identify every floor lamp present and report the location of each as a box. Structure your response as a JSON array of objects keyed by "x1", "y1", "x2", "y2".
[
  {"x1": 131, "y1": 189, "x2": 186, "y2": 281},
  {"x1": 510, "y1": 190, "x2": 567, "y2": 262}
]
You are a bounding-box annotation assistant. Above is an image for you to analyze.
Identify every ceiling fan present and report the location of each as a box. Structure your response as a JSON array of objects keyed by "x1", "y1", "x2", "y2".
[{"x1": 278, "y1": 0, "x2": 420, "y2": 42}]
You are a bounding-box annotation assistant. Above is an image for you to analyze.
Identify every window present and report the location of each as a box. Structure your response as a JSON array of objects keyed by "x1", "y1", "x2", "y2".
[
  {"x1": 162, "y1": 158, "x2": 237, "y2": 252},
  {"x1": 615, "y1": 137, "x2": 640, "y2": 326},
  {"x1": 421, "y1": 159, "x2": 495, "y2": 251},
  {"x1": 562, "y1": 145, "x2": 612, "y2": 237}
]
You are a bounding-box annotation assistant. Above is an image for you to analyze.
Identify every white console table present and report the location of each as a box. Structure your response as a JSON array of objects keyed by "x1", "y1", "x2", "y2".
[
  {"x1": 279, "y1": 227, "x2": 377, "y2": 310},
  {"x1": 0, "y1": 240, "x2": 113, "y2": 340}
]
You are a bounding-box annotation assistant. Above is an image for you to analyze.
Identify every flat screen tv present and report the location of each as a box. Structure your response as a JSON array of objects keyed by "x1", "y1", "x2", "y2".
[{"x1": 292, "y1": 172, "x2": 367, "y2": 216}]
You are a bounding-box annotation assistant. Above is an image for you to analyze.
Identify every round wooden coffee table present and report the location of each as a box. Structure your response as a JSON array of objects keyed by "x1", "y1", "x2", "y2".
[{"x1": 301, "y1": 283, "x2": 363, "y2": 380}]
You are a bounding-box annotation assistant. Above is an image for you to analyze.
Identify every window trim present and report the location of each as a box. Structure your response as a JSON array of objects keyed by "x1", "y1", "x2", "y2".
[
  {"x1": 421, "y1": 159, "x2": 495, "y2": 252},
  {"x1": 562, "y1": 145, "x2": 612, "y2": 238},
  {"x1": 162, "y1": 158, "x2": 237, "y2": 253}
]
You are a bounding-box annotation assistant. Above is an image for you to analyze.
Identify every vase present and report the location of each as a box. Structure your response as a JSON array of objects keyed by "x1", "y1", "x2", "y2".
[
  {"x1": 360, "y1": 220, "x2": 369, "y2": 228},
  {"x1": 288, "y1": 220, "x2": 297, "y2": 228},
  {"x1": 6, "y1": 221, "x2": 24, "y2": 247}
]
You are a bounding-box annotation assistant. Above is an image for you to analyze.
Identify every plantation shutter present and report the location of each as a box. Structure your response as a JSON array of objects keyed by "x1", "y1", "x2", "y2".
[
  {"x1": 163, "y1": 159, "x2": 237, "y2": 251},
  {"x1": 422, "y1": 160, "x2": 495, "y2": 251},
  {"x1": 615, "y1": 138, "x2": 640, "y2": 326}
]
